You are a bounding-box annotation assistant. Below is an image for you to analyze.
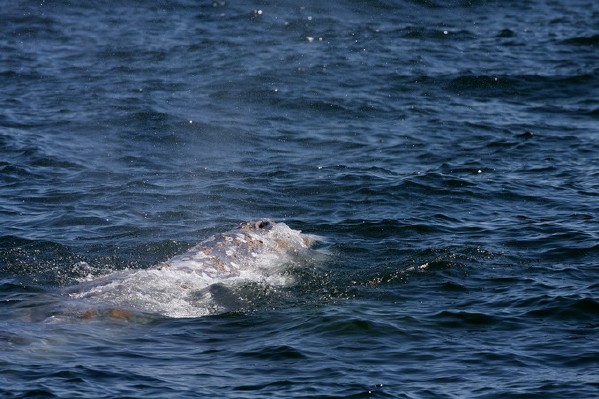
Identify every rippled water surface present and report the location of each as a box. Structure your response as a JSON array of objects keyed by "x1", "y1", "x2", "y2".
[{"x1": 1, "y1": 0, "x2": 598, "y2": 398}]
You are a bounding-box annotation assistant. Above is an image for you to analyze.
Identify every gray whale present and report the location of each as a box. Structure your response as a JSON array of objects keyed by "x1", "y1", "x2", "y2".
[{"x1": 65, "y1": 220, "x2": 319, "y2": 318}]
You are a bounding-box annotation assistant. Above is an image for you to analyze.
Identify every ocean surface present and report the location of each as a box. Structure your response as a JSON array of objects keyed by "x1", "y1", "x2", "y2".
[{"x1": 1, "y1": 0, "x2": 598, "y2": 397}]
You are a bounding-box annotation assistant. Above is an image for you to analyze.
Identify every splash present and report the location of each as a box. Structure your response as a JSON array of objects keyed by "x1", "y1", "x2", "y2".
[{"x1": 65, "y1": 220, "x2": 321, "y2": 318}]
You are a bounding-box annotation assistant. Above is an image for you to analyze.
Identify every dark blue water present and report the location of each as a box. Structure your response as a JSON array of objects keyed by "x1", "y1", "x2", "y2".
[{"x1": 1, "y1": 0, "x2": 598, "y2": 397}]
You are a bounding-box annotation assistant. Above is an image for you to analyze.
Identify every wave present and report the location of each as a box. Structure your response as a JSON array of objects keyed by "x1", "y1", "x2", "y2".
[{"x1": 561, "y1": 34, "x2": 599, "y2": 46}]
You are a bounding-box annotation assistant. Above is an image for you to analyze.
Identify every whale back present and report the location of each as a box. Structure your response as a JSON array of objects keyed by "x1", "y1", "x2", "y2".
[{"x1": 153, "y1": 219, "x2": 314, "y2": 278}]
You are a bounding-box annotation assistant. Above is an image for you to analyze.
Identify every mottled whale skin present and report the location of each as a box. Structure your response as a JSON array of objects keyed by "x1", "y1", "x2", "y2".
[
  {"x1": 65, "y1": 219, "x2": 318, "y2": 318},
  {"x1": 151, "y1": 219, "x2": 316, "y2": 278}
]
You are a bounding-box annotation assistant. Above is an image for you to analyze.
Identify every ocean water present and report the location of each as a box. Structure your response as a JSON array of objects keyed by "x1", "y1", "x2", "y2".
[{"x1": 1, "y1": 0, "x2": 598, "y2": 397}]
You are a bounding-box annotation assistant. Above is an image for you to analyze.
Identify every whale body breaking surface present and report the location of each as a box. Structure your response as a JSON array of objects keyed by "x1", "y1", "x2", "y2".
[{"x1": 65, "y1": 220, "x2": 321, "y2": 319}]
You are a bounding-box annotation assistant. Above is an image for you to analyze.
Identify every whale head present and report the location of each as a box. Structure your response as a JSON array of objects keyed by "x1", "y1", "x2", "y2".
[{"x1": 64, "y1": 219, "x2": 323, "y2": 318}]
